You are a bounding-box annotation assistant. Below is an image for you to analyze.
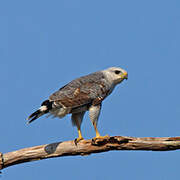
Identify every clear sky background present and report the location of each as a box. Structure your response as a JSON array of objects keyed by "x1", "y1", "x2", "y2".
[{"x1": 0, "y1": 0, "x2": 180, "y2": 179}]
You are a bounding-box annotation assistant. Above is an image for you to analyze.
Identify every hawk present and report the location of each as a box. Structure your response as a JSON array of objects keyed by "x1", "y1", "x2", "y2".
[{"x1": 27, "y1": 67, "x2": 128, "y2": 143}]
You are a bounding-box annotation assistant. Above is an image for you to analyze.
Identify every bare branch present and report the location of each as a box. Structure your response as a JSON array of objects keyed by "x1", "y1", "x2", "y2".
[{"x1": 1, "y1": 136, "x2": 180, "y2": 171}]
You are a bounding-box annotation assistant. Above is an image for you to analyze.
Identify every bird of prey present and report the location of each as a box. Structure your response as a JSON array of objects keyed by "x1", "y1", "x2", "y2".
[{"x1": 27, "y1": 67, "x2": 128, "y2": 143}]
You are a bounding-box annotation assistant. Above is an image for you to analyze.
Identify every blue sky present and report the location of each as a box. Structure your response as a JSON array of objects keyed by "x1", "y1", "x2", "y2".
[{"x1": 0, "y1": 0, "x2": 180, "y2": 179}]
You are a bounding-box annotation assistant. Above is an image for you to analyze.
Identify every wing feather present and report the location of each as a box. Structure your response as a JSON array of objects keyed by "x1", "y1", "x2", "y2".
[{"x1": 49, "y1": 72, "x2": 110, "y2": 108}]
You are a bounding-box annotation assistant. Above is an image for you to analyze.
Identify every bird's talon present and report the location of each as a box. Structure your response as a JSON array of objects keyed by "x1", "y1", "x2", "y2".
[
  {"x1": 92, "y1": 135, "x2": 110, "y2": 141},
  {"x1": 104, "y1": 135, "x2": 110, "y2": 139},
  {"x1": 74, "y1": 137, "x2": 84, "y2": 145}
]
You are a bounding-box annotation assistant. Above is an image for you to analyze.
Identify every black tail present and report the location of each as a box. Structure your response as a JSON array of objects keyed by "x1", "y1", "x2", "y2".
[{"x1": 27, "y1": 100, "x2": 53, "y2": 124}]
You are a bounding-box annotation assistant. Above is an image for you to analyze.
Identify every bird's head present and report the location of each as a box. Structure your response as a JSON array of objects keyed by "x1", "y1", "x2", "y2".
[{"x1": 102, "y1": 67, "x2": 128, "y2": 85}]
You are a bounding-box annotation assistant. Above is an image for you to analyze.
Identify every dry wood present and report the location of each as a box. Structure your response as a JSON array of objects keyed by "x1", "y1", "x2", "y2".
[{"x1": 1, "y1": 135, "x2": 180, "y2": 171}]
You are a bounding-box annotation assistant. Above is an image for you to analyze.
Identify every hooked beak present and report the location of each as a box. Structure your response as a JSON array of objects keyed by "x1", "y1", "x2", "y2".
[{"x1": 122, "y1": 71, "x2": 128, "y2": 80}]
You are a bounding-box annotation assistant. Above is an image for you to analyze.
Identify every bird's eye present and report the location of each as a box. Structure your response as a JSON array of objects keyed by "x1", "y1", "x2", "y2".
[{"x1": 114, "y1": 70, "x2": 121, "y2": 74}]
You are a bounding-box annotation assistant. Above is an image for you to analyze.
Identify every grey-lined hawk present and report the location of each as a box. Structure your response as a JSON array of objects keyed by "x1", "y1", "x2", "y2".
[{"x1": 27, "y1": 67, "x2": 128, "y2": 143}]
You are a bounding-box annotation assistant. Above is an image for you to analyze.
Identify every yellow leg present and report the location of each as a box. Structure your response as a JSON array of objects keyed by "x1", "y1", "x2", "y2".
[
  {"x1": 94, "y1": 123, "x2": 101, "y2": 138},
  {"x1": 93, "y1": 123, "x2": 109, "y2": 140},
  {"x1": 74, "y1": 119, "x2": 84, "y2": 145},
  {"x1": 77, "y1": 128, "x2": 83, "y2": 140}
]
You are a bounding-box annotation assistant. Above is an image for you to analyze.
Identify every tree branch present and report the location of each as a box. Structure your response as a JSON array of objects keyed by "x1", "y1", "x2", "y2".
[{"x1": 1, "y1": 136, "x2": 180, "y2": 171}]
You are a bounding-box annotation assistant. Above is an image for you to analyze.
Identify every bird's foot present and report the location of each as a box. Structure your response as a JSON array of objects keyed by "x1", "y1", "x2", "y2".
[
  {"x1": 74, "y1": 137, "x2": 84, "y2": 145},
  {"x1": 92, "y1": 134, "x2": 110, "y2": 141}
]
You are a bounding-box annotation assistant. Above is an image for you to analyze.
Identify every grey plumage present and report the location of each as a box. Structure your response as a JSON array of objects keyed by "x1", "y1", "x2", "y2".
[
  {"x1": 27, "y1": 67, "x2": 128, "y2": 140},
  {"x1": 49, "y1": 71, "x2": 109, "y2": 107}
]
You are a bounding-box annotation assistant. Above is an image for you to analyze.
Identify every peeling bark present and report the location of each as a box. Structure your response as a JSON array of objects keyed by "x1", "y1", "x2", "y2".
[{"x1": 1, "y1": 136, "x2": 180, "y2": 171}]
